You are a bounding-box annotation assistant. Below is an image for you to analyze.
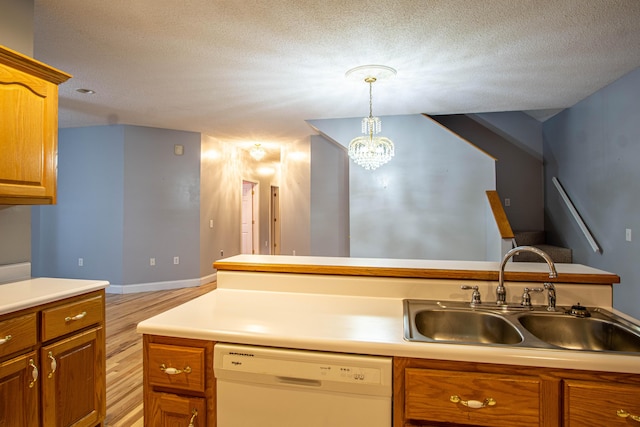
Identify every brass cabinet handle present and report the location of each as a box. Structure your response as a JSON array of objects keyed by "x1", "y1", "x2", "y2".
[
  {"x1": 0, "y1": 335, "x2": 11, "y2": 345},
  {"x1": 28, "y1": 358, "x2": 38, "y2": 388},
  {"x1": 47, "y1": 351, "x2": 57, "y2": 378},
  {"x1": 188, "y1": 409, "x2": 198, "y2": 427},
  {"x1": 450, "y1": 394, "x2": 497, "y2": 409},
  {"x1": 618, "y1": 410, "x2": 640, "y2": 423},
  {"x1": 65, "y1": 311, "x2": 87, "y2": 322},
  {"x1": 160, "y1": 363, "x2": 192, "y2": 375}
]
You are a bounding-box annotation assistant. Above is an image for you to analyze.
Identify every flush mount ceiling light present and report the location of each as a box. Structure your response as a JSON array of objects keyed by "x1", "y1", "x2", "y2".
[
  {"x1": 76, "y1": 88, "x2": 96, "y2": 94},
  {"x1": 345, "y1": 65, "x2": 396, "y2": 171},
  {"x1": 249, "y1": 143, "x2": 266, "y2": 161}
]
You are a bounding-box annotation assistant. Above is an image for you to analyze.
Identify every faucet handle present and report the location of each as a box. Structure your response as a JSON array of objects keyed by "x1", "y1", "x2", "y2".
[
  {"x1": 521, "y1": 287, "x2": 544, "y2": 306},
  {"x1": 461, "y1": 285, "x2": 482, "y2": 306}
]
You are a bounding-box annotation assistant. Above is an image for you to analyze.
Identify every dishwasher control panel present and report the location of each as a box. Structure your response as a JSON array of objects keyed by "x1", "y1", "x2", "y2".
[
  {"x1": 214, "y1": 343, "x2": 392, "y2": 391},
  {"x1": 220, "y1": 352, "x2": 383, "y2": 384}
]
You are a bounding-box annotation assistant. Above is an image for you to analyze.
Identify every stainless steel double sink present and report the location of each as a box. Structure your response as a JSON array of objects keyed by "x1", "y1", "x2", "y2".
[{"x1": 403, "y1": 299, "x2": 640, "y2": 354}]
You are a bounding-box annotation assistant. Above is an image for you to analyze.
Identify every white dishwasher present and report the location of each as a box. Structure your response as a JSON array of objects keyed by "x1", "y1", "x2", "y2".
[{"x1": 214, "y1": 343, "x2": 392, "y2": 427}]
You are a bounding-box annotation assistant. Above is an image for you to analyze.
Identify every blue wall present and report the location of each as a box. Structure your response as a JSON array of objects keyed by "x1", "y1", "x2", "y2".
[
  {"x1": 32, "y1": 125, "x2": 201, "y2": 292},
  {"x1": 543, "y1": 66, "x2": 640, "y2": 318},
  {"x1": 32, "y1": 126, "x2": 125, "y2": 284}
]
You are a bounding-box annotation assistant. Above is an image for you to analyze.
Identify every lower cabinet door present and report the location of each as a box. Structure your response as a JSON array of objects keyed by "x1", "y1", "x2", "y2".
[
  {"x1": 149, "y1": 392, "x2": 206, "y2": 427},
  {"x1": 41, "y1": 327, "x2": 105, "y2": 427},
  {"x1": 0, "y1": 351, "x2": 40, "y2": 426}
]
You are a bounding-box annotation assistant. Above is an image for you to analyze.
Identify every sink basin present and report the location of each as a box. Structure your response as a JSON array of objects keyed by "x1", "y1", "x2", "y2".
[
  {"x1": 404, "y1": 299, "x2": 640, "y2": 354},
  {"x1": 518, "y1": 313, "x2": 640, "y2": 353},
  {"x1": 406, "y1": 304, "x2": 523, "y2": 345}
]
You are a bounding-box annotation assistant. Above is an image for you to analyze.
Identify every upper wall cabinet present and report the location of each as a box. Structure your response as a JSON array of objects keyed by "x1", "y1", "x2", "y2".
[{"x1": 0, "y1": 45, "x2": 71, "y2": 205}]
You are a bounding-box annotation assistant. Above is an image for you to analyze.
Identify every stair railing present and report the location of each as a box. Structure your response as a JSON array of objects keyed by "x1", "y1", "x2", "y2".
[
  {"x1": 552, "y1": 177, "x2": 600, "y2": 253},
  {"x1": 486, "y1": 190, "x2": 516, "y2": 258}
]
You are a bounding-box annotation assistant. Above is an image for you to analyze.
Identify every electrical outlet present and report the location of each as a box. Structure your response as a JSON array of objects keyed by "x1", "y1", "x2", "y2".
[
  {"x1": 504, "y1": 198, "x2": 511, "y2": 207},
  {"x1": 150, "y1": 258, "x2": 156, "y2": 266},
  {"x1": 209, "y1": 219, "x2": 214, "y2": 228},
  {"x1": 173, "y1": 256, "x2": 180, "y2": 265},
  {"x1": 78, "y1": 258, "x2": 84, "y2": 267},
  {"x1": 626, "y1": 228, "x2": 632, "y2": 242},
  {"x1": 220, "y1": 250, "x2": 224, "y2": 257}
]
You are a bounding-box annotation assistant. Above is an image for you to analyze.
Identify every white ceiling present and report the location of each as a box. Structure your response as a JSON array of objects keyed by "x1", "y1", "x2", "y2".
[{"x1": 34, "y1": 0, "x2": 640, "y2": 146}]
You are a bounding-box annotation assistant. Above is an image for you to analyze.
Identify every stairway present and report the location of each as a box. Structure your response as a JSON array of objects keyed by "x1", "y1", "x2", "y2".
[{"x1": 513, "y1": 231, "x2": 572, "y2": 263}]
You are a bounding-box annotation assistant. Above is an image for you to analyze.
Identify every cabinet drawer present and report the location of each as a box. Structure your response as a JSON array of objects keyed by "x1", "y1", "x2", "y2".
[
  {"x1": 148, "y1": 343, "x2": 205, "y2": 393},
  {"x1": 0, "y1": 312, "x2": 37, "y2": 358},
  {"x1": 405, "y1": 368, "x2": 540, "y2": 427},
  {"x1": 41, "y1": 294, "x2": 104, "y2": 342},
  {"x1": 564, "y1": 380, "x2": 640, "y2": 426}
]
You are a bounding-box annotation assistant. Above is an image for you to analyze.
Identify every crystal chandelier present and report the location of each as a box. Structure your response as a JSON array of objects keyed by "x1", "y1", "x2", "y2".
[
  {"x1": 347, "y1": 66, "x2": 396, "y2": 170},
  {"x1": 249, "y1": 143, "x2": 266, "y2": 161}
]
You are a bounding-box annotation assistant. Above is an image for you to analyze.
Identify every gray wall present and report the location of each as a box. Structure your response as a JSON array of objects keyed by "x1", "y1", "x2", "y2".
[
  {"x1": 0, "y1": 0, "x2": 33, "y2": 56},
  {"x1": 0, "y1": 0, "x2": 33, "y2": 268},
  {"x1": 543, "y1": 66, "x2": 640, "y2": 319},
  {"x1": 122, "y1": 126, "x2": 200, "y2": 288},
  {"x1": 309, "y1": 114, "x2": 496, "y2": 261},
  {"x1": 433, "y1": 114, "x2": 544, "y2": 232},
  {"x1": 32, "y1": 125, "x2": 201, "y2": 292},
  {"x1": 32, "y1": 126, "x2": 125, "y2": 282},
  {"x1": 310, "y1": 135, "x2": 349, "y2": 257},
  {"x1": 279, "y1": 139, "x2": 311, "y2": 256}
]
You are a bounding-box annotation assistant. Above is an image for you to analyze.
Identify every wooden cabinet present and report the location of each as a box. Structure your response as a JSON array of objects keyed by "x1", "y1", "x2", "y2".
[
  {"x1": 0, "y1": 45, "x2": 71, "y2": 205},
  {"x1": 143, "y1": 335, "x2": 215, "y2": 427},
  {"x1": 0, "y1": 351, "x2": 39, "y2": 426},
  {"x1": 0, "y1": 290, "x2": 105, "y2": 427},
  {"x1": 41, "y1": 327, "x2": 105, "y2": 427},
  {"x1": 148, "y1": 392, "x2": 206, "y2": 426},
  {"x1": 404, "y1": 367, "x2": 541, "y2": 426},
  {"x1": 564, "y1": 380, "x2": 640, "y2": 426},
  {"x1": 395, "y1": 357, "x2": 640, "y2": 427},
  {"x1": 394, "y1": 357, "x2": 557, "y2": 427}
]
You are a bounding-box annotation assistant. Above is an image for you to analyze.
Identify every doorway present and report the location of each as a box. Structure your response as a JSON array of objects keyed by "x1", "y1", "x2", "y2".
[{"x1": 241, "y1": 180, "x2": 259, "y2": 254}]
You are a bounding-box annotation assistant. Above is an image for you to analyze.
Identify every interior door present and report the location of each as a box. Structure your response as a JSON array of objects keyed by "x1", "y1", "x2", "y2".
[
  {"x1": 241, "y1": 181, "x2": 258, "y2": 254},
  {"x1": 271, "y1": 186, "x2": 280, "y2": 255}
]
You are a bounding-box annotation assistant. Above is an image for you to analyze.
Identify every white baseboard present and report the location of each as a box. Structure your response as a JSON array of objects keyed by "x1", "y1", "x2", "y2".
[
  {"x1": 106, "y1": 272, "x2": 217, "y2": 294},
  {"x1": 0, "y1": 262, "x2": 31, "y2": 284}
]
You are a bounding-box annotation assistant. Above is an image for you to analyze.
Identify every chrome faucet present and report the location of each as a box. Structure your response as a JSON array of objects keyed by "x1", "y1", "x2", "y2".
[
  {"x1": 543, "y1": 282, "x2": 557, "y2": 311},
  {"x1": 497, "y1": 246, "x2": 557, "y2": 305}
]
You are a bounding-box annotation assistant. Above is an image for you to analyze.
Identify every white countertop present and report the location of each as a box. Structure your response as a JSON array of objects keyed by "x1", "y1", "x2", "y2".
[
  {"x1": 137, "y1": 287, "x2": 640, "y2": 374},
  {"x1": 0, "y1": 277, "x2": 110, "y2": 315}
]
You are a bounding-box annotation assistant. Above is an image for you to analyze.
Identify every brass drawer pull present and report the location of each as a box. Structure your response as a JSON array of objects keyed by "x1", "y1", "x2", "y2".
[
  {"x1": 0, "y1": 334, "x2": 11, "y2": 345},
  {"x1": 450, "y1": 395, "x2": 497, "y2": 409},
  {"x1": 28, "y1": 358, "x2": 38, "y2": 388},
  {"x1": 160, "y1": 363, "x2": 192, "y2": 375},
  {"x1": 47, "y1": 351, "x2": 57, "y2": 378},
  {"x1": 188, "y1": 408, "x2": 198, "y2": 427},
  {"x1": 65, "y1": 311, "x2": 87, "y2": 322},
  {"x1": 618, "y1": 409, "x2": 640, "y2": 423}
]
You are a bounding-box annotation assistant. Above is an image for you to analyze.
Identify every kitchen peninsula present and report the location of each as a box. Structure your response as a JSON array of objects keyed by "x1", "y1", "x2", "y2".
[{"x1": 138, "y1": 255, "x2": 640, "y2": 427}]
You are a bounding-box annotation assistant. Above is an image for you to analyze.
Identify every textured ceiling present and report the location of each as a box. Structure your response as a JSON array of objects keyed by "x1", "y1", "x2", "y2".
[{"x1": 33, "y1": 0, "x2": 640, "y2": 146}]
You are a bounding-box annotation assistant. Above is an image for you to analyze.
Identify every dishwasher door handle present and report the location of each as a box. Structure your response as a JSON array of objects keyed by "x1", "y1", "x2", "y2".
[{"x1": 276, "y1": 376, "x2": 322, "y2": 387}]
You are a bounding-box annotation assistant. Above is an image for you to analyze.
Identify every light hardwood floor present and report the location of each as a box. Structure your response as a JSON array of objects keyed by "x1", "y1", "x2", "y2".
[{"x1": 105, "y1": 281, "x2": 217, "y2": 426}]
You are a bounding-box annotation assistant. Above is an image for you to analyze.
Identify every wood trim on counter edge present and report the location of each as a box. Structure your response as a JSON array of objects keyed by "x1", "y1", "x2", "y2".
[{"x1": 213, "y1": 261, "x2": 620, "y2": 285}]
